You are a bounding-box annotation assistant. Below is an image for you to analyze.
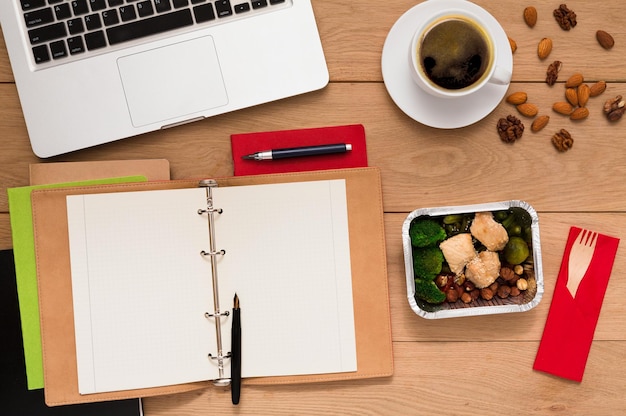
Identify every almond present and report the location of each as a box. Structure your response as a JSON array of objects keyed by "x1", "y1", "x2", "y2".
[
  {"x1": 553, "y1": 102, "x2": 573, "y2": 115},
  {"x1": 524, "y1": 7, "x2": 538, "y2": 27},
  {"x1": 531, "y1": 115, "x2": 550, "y2": 132},
  {"x1": 508, "y1": 36, "x2": 517, "y2": 53},
  {"x1": 589, "y1": 81, "x2": 607, "y2": 97},
  {"x1": 570, "y1": 107, "x2": 590, "y2": 120},
  {"x1": 517, "y1": 103, "x2": 539, "y2": 117},
  {"x1": 506, "y1": 91, "x2": 528, "y2": 105},
  {"x1": 565, "y1": 88, "x2": 579, "y2": 107},
  {"x1": 537, "y1": 38, "x2": 553, "y2": 60},
  {"x1": 577, "y1": 84, "x2": 590, "y2": 107},
  {"x1": 596, "y1": 30, "x2": 615, "y2": 50},
  {"x1": 565, "y1": 73, "x2": 584, "y2": 88}
]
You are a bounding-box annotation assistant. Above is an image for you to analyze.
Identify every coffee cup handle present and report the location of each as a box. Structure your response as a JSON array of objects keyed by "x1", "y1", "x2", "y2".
[{"x1": 489, "y1": 65, "x2": 512, "y2": 85}]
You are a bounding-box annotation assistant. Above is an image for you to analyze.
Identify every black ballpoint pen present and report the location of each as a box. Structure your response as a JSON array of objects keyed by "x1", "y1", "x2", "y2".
[
  {"x1": 242, "y1": 143, "x2": 352, "y2": 160},
  {"x1": 231, "y1": 294, "x2": 241, "y2": 405}
]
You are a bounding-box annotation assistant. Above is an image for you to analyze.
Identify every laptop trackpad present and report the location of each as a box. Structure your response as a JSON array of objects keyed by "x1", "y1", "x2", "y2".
[{"x1": 117, "y1": 36, "x2": 228, "y2": 128}]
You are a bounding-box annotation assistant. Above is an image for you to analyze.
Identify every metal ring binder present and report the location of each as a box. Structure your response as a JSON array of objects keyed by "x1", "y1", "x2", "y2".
[
  {"x1": 200, "y1": 249, "x2": 226, "y2": 257},
  {"x1": 198, "y1": 179, "x2": 231, "y2": 386},
  {"x1": 204, "y1": 311, "x2": 230, "y2": 318}
]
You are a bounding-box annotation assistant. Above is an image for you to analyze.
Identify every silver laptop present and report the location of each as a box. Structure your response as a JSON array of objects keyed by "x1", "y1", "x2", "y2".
[{"x1": 0, "y1": 0, "x2": 328, "y2": 157}]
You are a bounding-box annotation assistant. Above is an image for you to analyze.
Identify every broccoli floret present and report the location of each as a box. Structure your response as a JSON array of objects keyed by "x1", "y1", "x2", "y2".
[
  {"x1": 414, "y1": 278, "x2": 446, "y2": 304},
  {"x1": 412, "y1": 246, "x2": 444, "y2": 280},
  {"x1": 409, "y1": 218, "x2": 447, "y2": 247}
]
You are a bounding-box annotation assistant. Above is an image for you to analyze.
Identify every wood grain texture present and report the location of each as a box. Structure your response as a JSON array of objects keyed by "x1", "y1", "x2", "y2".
[{"x1": 1, "y1": 0, "x2": 626, "y2": 413}]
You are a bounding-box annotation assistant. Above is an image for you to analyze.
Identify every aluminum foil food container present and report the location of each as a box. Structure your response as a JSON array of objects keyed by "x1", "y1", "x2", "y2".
[{"x1": 403, "y1": 200, "x2": 543, "y2": 319}]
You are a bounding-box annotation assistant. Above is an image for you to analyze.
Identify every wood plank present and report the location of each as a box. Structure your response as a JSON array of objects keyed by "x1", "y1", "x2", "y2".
[
  {"x1": 142, "y1": 340, "x2": 626, "y2": 415},
  {"x1": 2, "y1": 81, "x2": 626, "y2": 214}
]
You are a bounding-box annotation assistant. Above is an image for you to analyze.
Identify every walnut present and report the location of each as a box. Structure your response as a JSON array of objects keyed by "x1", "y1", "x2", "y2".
[
  {"x1": 553, "y1": 4, "x2": 577, "y2": 30},
  {"x1": 552, "y1": 129, "x2": 574, "y2": 152},
  {"x1": 546, "y1": 61, "x2": 562, "y2": 86},
  {"x1": 497, "y1": 115, "x2": 524, "y2": 143},
  {"x1": 603, "y1": 95, "x2": 626, "y2": 122}
]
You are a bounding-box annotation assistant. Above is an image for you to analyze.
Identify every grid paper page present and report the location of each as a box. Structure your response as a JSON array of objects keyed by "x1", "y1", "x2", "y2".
[
  {"x1": 67, "y1": 188, "x2": 218, "y2": 394},
  {"x1": 214, "y1": 180, "x2": 356, "y2": 377}
]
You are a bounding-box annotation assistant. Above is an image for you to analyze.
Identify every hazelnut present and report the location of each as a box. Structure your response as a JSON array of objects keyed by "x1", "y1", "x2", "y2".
[
  {"x1": 497, "y1": 285, "x2": 511, "y2": 299},
  {"x1": 510, "y1": 286, "x2": 521, "y2": 297},
  {"x1": 464, "y1": 281, "x2": 476, "y2": 292},
  {"x1": 517, "y1": 278, "x2": 529, "y2": 291},
  {"x1": 480, "y1": 288, "x2": 494, "y2": 301},
  {"x1": 461, "y1": 292, "x2": 472, "y2": 304},
  {"x1": 514, "y1": 264, "x2": 524, "y2": 275},
  {"x1": 500, "y1": 267, "x2": 516, "y2": 281},
  {"x1": 470, "y1": 289, "x2": 480, "y2": 301},
  {"x1": 435, "y1": 274, "x2": 448, "y2": 288},
  {"x1": 446, "y1": 288, "x2": 459, "y2": 303}
]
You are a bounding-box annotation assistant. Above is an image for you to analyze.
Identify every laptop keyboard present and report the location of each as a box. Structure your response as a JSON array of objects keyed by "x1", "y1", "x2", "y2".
[{"x1": 20, "y1": 0, "x2": 290, "y2": 66}]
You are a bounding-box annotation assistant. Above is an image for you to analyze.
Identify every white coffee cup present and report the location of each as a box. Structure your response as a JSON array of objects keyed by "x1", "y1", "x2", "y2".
[{"x1": 409, "y1": 5, "x2": 511, "y2": 99}]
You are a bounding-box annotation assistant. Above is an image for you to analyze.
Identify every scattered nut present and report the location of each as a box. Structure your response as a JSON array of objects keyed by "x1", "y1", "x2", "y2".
[
  {"x1": 531, "y1": 115, "x2": 550, "y2": 132},
  {"x1": 508, "y1": 36, "x2": 517, "y2": 53},
  {"x1": 577, "y1": 84, "x2": 590, "y2": 107},
  {"x1": 596, "y1": 30, "x2": 615, "y2": 50},
  {"x1": 553, "y1": 102, "x2": 573, "y2": 115},
  {"x1": 570, "y1": 107, "x2": 590, "y2": 120},
  {"x1": 552, "y1": 129, "x2": 574, "y2": 152},
  {"x1": 554, "y1": 4, "x2": 577, "y2": 31},
  {"x1": 537, "y1": 38, "x2": 553, "y2": 60},
  {"x1": 517, "y1": 103, "x2": 539, "y2": 117},
  {"x1": 497, "y1": 115, "x2": 524, "y2": 143},
  {"x1": 524, "y1": 6, "x2": 538, "y2": 27},
  {"x1": 565, "y1": 73, "x2": 584, "y2": 88},
  {"x1": 546, "y1": 61, "x2": 562, "y2": 86},
  {"x1": 506, "y1": 91, "x2": 528, "y2": 105},
  {"x1": 514, "y1": 264, "x2": 525, "y2": 275},
  {"x1": 565, "y1": 88, "x2": 579, "y2": 107},
  {"x1": 603, "y1": 95, "x2": 626, "y2": 122},
  {"x1": 516, "y1": 278, "x2": 529, "y2": 291},
  {"x1": 589, "y1": 81, "x2": 607, "y2": 97}
]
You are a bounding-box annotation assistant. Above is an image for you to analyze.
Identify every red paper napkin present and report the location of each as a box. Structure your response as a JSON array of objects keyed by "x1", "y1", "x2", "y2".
[
  {"x1": 231, "y1": 124, "x2": 368, "y2": 176},
  {"x1": 533, "y1": 226, "x2": 620, "y2": 382}
]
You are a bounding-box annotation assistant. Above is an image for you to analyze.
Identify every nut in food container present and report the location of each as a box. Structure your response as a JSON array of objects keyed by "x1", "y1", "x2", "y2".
[{"x1": 402, "y1": 200, "x2": 544, "y2": 319}]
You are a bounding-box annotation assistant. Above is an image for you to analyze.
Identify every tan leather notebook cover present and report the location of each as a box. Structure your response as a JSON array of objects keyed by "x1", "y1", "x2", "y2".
[
  {"x1": 31, "y1": 167, "x2": 392, "y2": 406},
  {"x1": 29, "y1": 159, "x2": 171, "y2": 185}
]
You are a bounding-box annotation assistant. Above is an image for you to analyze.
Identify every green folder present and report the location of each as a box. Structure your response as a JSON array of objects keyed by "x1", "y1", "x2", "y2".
[{"x1": 7, "y1": 176, "x2": 146, "y2": 389}]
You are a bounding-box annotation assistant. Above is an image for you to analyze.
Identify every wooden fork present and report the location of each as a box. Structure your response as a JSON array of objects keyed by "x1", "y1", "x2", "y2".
[{"x1": 566, "y1": 229, "x2": 598, "y2": 299}]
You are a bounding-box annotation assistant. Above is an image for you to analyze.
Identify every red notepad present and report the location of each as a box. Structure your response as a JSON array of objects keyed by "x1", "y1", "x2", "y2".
[
  {"x1": 231, "y1": 124, "x2": 368, "y2": 176},
  {"x1": 533, "y1": 227, "x2": 620, "y2": 382}
]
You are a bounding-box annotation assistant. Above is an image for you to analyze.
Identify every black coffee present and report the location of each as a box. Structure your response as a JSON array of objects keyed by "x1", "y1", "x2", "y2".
[{"x1": 419, "y1": 17, "x2": 491, "y2": 90}]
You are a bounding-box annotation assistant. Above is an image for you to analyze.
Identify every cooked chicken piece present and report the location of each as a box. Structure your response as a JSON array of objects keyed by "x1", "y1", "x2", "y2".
[
  {"x1": 465, "y1": 250, "x2": 501, "y2": 288},
  {"x1": 470, "y1": 211, "x2": 509, "y2": 251},
  {"x1": 439, "y1": 233, "x2": 477, "y2": 275}
]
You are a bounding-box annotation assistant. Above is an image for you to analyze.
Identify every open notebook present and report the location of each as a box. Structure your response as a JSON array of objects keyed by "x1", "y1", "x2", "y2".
[
  {"x1": 66, "y1": 180, "x2": 356, "y2": 394},
  {"x1": 31, "y1": 167, "x2": 393, "y2": 406}
]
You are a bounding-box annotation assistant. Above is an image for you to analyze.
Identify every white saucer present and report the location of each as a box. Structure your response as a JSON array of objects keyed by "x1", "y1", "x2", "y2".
[{"x1": 381, "y1": 0, "x2": 513, "y2": 129}]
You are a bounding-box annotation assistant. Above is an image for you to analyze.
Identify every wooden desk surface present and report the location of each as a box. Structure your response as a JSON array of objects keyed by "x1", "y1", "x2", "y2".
[{"x1": 2, "y1": 1, "x2": 626, "y2": 414}]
